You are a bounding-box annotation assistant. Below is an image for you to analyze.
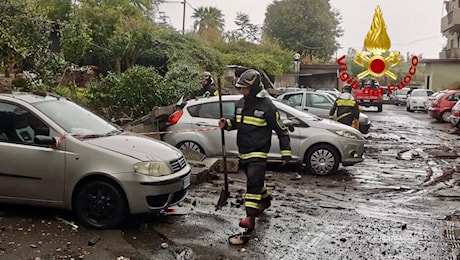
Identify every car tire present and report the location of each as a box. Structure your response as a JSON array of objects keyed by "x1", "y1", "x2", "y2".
[
  {"x1": 406, "y1": 105, "x2": 413, "y2": 112},
  {"x1": 441, "y1": 110, "x2": 452, "y2": 123},
  {"x1": 304, "y1": 144, "x2": 340, "y2": 175},
  {"x1": 74, "y1": 180, "x2": 127, "y2": 229},
  {"x1": 177, "y1": 141, "x2": 205, "y2": 155}
]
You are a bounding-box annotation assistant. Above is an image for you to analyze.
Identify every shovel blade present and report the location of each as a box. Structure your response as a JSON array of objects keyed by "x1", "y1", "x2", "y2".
[{"x1": 215, "y1": 189, "x2": 230, "y2": 210}]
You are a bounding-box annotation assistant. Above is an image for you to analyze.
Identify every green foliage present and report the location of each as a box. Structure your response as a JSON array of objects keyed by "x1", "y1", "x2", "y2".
[
  {"x1": 192, "y1": 6, "x2": 225, "y2": 42},
  {"x1": 212, "y1": 39, "x2": 293, "y2": 76},
  {"x1": 0, "y1": 0, "x2": 53, "y2": 76},
  {"x1": 263, "y1": 0, "x2": 342, "y2": 62},
  {"x1": 87, "y1": 66, "x2": 197, "y2": 119},
  {"x1": 60, "y1": 13, "x2": 92, "y2": 63}
]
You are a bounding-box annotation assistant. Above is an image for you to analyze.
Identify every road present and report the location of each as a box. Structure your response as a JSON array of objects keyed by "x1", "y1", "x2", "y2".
[{"x1": 1, "y1": 104, "x2": 460, "y2": 260}]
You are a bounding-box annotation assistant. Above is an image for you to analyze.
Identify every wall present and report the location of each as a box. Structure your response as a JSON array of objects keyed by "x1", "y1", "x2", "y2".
[{"x1": 424, "y1": 61, "x2": 460, "y2": 91}]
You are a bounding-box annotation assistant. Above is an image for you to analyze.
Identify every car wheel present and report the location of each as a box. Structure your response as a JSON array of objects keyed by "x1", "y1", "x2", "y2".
[
  {"x1": 177, "y1": 141, "x2": 205, "y2": 154},
  {"x1": 376, "y1": 104, "x2": 382, "y2": 112},
  {"x1": 74, "y1": 180, "x2": 127, "y2": 229},
  {"x1": 441, "y1": 110, "x2": 452, "y2": 123},
  {"x1": 304, "y1": 144, "x2": 340, "y2": 175}
]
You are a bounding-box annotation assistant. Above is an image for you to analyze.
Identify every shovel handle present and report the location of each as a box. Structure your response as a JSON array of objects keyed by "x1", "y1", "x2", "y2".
[{"x1": 217, "y1": 77, "x2": 229, "y2": 191}]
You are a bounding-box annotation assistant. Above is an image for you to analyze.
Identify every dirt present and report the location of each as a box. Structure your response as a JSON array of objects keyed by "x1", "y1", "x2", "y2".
[{"x1": 1, "y1": 104, "x2": 460, "y2": 260}]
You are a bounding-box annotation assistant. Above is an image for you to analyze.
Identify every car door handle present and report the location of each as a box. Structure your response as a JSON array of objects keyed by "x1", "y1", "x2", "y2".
[{"x1": 196, "y1": 122, "x2": 213, "y2": 127}]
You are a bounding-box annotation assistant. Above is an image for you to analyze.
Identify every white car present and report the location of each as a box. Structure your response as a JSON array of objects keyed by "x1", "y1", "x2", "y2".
[
  {"x1": 406, "y1": 89, "x2": 434, "y2": 112},
  {"x1": 163, "y1": 95, "x2": 366, "y2": 175},
  {"x1": 450, "y1": 100, "x2": 460, "y2": 128}
]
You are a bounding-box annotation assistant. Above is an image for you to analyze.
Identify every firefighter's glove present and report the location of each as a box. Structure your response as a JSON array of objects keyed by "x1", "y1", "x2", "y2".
[{"x1": 218, "y1": 118, "x2": 227, "y2": 129}]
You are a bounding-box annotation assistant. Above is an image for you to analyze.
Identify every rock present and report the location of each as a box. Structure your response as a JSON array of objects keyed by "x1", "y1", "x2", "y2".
[
  {"x1": 88, "y1": 236, "x2": 101, "y2": 246},
  {"x1": 161, "y1": 242, "x2": 169, "y2": 249}
]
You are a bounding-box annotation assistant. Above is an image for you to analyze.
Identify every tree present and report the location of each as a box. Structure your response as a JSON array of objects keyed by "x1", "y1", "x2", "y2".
[
  {"x1": 224, "y1": 12, "x2": 261, "y2": 43},
  {"x1": 0, "y1": 0, "x2": 53, "y2": 77},
  {"x1": 263, "y1": 0, "x2": 342, "y2": 62},
  {"x1": 192, "y1": 7, "x2": 225, "y2": 42}
]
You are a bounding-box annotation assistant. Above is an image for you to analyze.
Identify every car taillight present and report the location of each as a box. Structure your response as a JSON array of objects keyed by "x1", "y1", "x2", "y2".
[
  {"x1": 454, "y1": 110, "x2": 460, "y2": 117},
  {"x1": 167, "y1": 110, "x2": 183, "y2": 126}
]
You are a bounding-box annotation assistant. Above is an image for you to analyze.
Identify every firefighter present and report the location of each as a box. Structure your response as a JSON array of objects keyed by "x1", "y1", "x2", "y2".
[
  {"x1": 329, "y1": 84, "x2": 360, "y2": 127},
  {"x1": 198, "y1": 71, "x2": 218, "y2": 97},
  {"x1": 218, "y1": 69, "x2": 292, "y2": 231}
]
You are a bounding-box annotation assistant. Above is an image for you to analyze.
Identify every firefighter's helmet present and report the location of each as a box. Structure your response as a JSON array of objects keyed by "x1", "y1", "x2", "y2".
[
  {"x1": 235, "y1": 69, "x2": 266, "y2": 98},
  {"x1": 342, "y1": 84, "x2": 352, "y2": 93}
]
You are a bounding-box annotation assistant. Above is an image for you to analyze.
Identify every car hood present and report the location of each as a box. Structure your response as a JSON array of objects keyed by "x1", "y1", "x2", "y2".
[
  {"x1": 84, "y1": 133, "x2": 182, "y2": 161},
  {"x1": 307, "y1": 117, "x2": 363, "y2": 135}
]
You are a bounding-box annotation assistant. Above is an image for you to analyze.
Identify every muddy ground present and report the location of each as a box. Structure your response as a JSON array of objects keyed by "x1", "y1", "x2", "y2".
[{"x1": 1, "y1": 104, "x2": 460, "y2": 260}]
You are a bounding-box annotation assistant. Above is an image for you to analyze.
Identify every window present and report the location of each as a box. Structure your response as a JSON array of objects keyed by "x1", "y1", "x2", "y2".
[
  {"x1": 189, "y1": 101, "x2": 235, "y2": 119},
  {"x1": 0, "y1": 102, "x2": 49, "y2": 144},
  {"x1": 281, "y1": 94, "x2": 303, "y2": 107},
  {"x1": 309, "y1": 94, "x2": 332, "y2": 109}
]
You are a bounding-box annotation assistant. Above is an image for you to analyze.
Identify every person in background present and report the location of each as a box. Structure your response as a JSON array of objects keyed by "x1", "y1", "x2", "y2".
[
  {"x1": 329, "y1": 84, "x2": 360, "y2": 127},
  {"x1": 198, "y1": 71, "x2": 218, "y2": 97},
  {"x1": 218, "y1": 69, "x2": 292, "y2": 232}
]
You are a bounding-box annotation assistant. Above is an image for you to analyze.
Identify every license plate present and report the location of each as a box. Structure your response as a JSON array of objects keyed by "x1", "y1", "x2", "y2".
[{"x1": 364, "y1": 99, "x2": 370, "y2": 102}]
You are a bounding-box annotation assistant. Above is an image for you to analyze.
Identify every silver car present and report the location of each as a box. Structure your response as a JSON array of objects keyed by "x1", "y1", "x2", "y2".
[
  {"x1": 163, "y1": 95, "x2": 365, "y2": 175},
  {"x1": 0, "y1": 92, "x2": 191, "y2": 229},
  {"x1": 275, "y1": 90, "x2": 371, "y2": 134},
  {"x1": 406, "y1": 89, "x2": 433, "y2": 112}
]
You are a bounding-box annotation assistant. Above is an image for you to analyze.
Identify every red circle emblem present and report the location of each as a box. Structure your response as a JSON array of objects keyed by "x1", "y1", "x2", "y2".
[{"x1": 369, "y1": 58, "x2": 386, "y2": 74}]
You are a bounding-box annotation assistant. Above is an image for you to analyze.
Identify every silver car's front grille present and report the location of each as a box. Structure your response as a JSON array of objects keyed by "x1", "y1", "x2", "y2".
[{"x1": 170, "y1": 156, "x2": 187, "y2": 173}]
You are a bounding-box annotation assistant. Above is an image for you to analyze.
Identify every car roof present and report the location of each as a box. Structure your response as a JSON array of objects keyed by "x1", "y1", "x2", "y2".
[{"x1": 0, "y1": 91, "x2": 61, "y2": 104}]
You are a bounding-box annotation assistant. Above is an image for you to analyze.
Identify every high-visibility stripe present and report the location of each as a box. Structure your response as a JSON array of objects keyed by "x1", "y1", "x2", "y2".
[
  {"x1": 245, "y1": 193, "x2": 262, "y2": 200},
  {"x1": 245, "y1": 201, "x2": 259, "y2": 209},
  {"x1": 281, "y1": 150, "x2": 292, "y2": 156},
  {"x1": 226, "y1": 119, "x2": 232, "y2": 130},
  {"x1": 213, "y1": 90, "x2": 219, "y2": 96},
  {"x1": 336, "y1": 112, "x2": 351, "y2": 120},
  {"x1": 244, "y1": 116, "x2": 267, "y2": 126},
  {"x1": 261, "y1": 186, "x2": 270, "y2": 199},
  {"x1": 240, "y1": 152, "x2": 268, "y2": 159},
  {"x1": 336, "y1": 99, "x2": 356, "y2": 107},
  {"x1": 276, "y1": 111, "x2": 287, "y2": 130}
]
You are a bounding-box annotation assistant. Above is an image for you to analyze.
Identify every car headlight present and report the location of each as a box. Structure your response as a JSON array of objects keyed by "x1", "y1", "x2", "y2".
[
  {"x1": 133, "y1": 162, "x2": 172, "y2": 177},
  {"x1": 332, "y1": 130, "x2": 359, "y2": 139}
]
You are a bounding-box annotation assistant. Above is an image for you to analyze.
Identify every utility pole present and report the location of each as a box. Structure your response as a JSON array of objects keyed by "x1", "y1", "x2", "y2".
[{"x1": 182, "y1": 0, "x2": 186, "y2": 35}]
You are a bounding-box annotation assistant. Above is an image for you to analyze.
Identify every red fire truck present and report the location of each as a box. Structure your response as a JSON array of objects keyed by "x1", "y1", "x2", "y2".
[{"x1": 353, "y1": 79, "x2": 383, "y2": 112}]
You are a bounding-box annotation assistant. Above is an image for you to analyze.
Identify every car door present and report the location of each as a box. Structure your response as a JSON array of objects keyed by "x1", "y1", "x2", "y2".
[
  {"x1": 268, "y1": 108, "x2": 301, "y2": 161},
  {"x1": 189, "y1": 100, "x2": 239, "y2": 157},
  {"x1": 0, "y1": 101, "x2": 65, "y2": 203}
]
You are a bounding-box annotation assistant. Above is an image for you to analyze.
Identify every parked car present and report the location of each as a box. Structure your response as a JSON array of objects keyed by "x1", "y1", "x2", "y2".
[
  {"x1": 393, "y1": 87, "x2": 412, "y2": 106},
  {"x1": 426, "y1": 90, "x2": 448, "y2": 110},
  {"x1": 428, "y1": 90, "x2": 460, "y2": 122},
  {"x1": 275, "y1": 90, "x2": 371, "y2": 134},
  {"x1": 451, "y1": 100, "x2": 460, "y2": 128},
  {"x1": 163, "y1": 95, "x2": 366, "y2": 176},
  {"x1": 0, "y1": 91, "x2": 191, "y2": 229},
  {"x1": 406, "y1": 89, "x2": 434, "y2": 112}
]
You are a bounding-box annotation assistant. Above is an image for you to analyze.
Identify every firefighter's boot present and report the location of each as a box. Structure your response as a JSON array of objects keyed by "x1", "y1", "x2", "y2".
[{"x1": 239, "y1": 207, "x2": 258, "y2": 230}]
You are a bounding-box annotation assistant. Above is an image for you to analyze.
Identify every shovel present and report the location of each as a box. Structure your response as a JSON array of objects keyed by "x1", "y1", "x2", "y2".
[{"x1": 216, "y1": 77, "x2": 230, "y2": 210}]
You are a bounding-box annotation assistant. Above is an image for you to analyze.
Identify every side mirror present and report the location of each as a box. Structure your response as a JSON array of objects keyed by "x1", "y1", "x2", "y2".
[
  {"x1": 34, "y1": 135, "x2": 57, "y2": 147},
  {"x1": 283, "y1": 119, "x2": 295, "y2": 132}
]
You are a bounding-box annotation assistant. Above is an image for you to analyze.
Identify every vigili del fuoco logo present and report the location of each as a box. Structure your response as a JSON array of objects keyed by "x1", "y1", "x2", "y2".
[{"x1": 336, "y1": 5, "x2": 418, "y2": 95}]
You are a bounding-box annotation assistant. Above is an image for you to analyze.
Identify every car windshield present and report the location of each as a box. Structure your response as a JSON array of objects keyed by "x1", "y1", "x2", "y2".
[
  {"x1": 398, "y1": 89, "x2": 410, "y2": 95},
  {"x1": 411, "y1": 91, "x2": 425, "y2": 97},
  {"x1": 33, "y1": 99, "x2": 119, "y2": 136}
]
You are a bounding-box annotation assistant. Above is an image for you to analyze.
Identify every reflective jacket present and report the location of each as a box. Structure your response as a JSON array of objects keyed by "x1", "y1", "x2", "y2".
[
  {"x1": 199, "y1": 83, "x2": 218, "y2": 97},
  {"x1": 329, "y1": 92, "x2": 360, "y2": 126},
  {"x1": 223, "y1": 97, "x2": 292, "y2": 162}
]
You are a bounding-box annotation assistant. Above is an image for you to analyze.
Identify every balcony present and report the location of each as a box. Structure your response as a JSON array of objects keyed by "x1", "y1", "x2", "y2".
[
  {"x1": 441, "y1": 8, "x2": 460, "y2": 33},
  {"x1": 439, "y1": 47, "x2": 460, "y2": 59}
]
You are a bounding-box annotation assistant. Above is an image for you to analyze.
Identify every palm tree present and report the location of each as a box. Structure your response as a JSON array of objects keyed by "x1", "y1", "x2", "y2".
[{"x1": 192, "y1": 7, "x2": 225, "y2": 40}]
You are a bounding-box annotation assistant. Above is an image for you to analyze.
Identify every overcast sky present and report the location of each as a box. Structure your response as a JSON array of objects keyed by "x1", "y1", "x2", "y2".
[{"x1": 159, "y1": 0, "x2": 446, "y2": 59}]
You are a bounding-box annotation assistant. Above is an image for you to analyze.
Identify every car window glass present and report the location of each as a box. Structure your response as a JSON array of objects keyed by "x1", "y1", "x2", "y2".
[
  {"x1": 0, "y1": 102, "x2": 49, "y2": 144},
  {"x1": 193, "y1": 101, "x2": 235, "y2": 119},
  {"x1": 310, "y1": 94, "x2": 332, "y2": 108},
  {"x1": 277, "y1": 109, "x2": 305, "y2": 127},
  {"x1": 283, "y1": 94, "x2": 302, "y2": 107},
  {"x1": 427, "y1": 90, "x2": 434, "y2": 96},
  {"x1": 411, "y1": 91, "x2": 425, "y2": 97}
]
